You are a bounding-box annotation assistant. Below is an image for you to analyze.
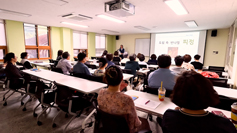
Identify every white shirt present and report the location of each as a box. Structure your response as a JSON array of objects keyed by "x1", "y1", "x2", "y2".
[
  {"x1": 20, "y1": 59, "x2": 29, "y2": 65},
  {"x1": 182, "y1": 62, "x2": 195, "y2": 70},
  {"x1": 121, "y1": 58, "x2": 130, "y2": 64},
  {"x1": 138, "y1": 61, "x2": 148, "y2": 68},
  {"x1": 56, "y1": 59, "x2": 73, "y2": 75}
]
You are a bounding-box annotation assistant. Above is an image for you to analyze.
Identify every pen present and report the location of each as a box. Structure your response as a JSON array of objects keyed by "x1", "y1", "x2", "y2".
[{"x1": 145, "y1": 100, "x2": 150, "y2": 105}]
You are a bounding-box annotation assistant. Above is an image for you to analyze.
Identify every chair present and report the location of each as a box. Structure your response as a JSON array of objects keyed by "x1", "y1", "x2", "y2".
[
  {"x1": 74, "y1": 57, "x2": 78, "y2": 61},
  {"x1": 147, "y1": 62, "x2": 157, "y2": 65},
  {"x1": 139, "y1": 65, "x2": 147, "y2": 69},
  {"x1": 143, "y1": 86, "x2": 173, "y2": 98},
  {"x1": 72, "y1": 72, "x2": 90, "y2": 80},
  {"x1": 91, "y1": 57, "x2": 97, "y2": 60},
  {"x1": 121, "y1": 63, "x2": 125, "y2": 66},
  {"x1": 16, "y1": 62, "x2": 23, "y2": 66},
  {"x1": 85, "y1": 64, "x2": 97, "y2": 69},
  {"x1": 122, "y1": 69, "x2": 133, "y2": 74},
  {"x1": 3, "y1": 78, "x2": 27, "y2": 106},
  {"x1": 93, "y1": 101, "x2": 130, "y2": 133},
  {"x1": 207, "y1": 78, "x2": 228, "y2": 88},
  {"x1": 49, "y1": 59, "x2": 54, "y2": 63},
  {"x1": 113, "y1": 61, "x2": 120, "y2": 65},
  {"x1": 51, "y1": 67, "x2": 63, "y2": 74},
  {"x1": 52, "y1": 82, "x2": 91, "y2": 133},
  {"x1": 89, "y1": 75, "x2": 104, "y2": 83},
  {"x1": 208, "y1": 66, "x2": 225, "y2": 72},
  {"x1": 212, "y1": 95, "x2": 237, "y2": 111},
  {"x1": 54, "y1": 60, "x2": 59, "y2": 67}
]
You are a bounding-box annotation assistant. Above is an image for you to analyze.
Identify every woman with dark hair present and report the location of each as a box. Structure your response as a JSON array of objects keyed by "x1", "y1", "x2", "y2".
[
  {"x1": 106, "y1": 54, "x2": 115, "y2": 69},
  {"x1": 148, "y1": 54, "x2": 157, "y2": 64},
  {"x1": 97, "y1": 66, "x2": 150, "y2": 132},
  {"x1": 162, "y1": 71, "x2": 236, "y2": 133},
  {"x1": 20, "y1": 52, "x2": 33, "y2": 69},
  {"x1": 94, "y1": 57, "x2": 108, "y2": 76},
  {"x1": 101, "y1": 50, "x2": 108, "y2": 58},
  {"x1": 56, "y1": 50, "x2": 63, "y2": 61},
  {"x1": 182, "y1": 54, "x2": 194, "y2": 70},
  {"x1": 113, "y1": 51, "x2": 121, "y2": 62}
]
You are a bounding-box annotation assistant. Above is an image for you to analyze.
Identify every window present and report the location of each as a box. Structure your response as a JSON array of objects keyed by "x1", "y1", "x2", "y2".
[
  {"x1": 0, "y1": 20, "x2": 7, "y2": 60},
  {"x1": 24, "y1": 23, "x2": 51, "y2": 59},
  {"x1": 95, "y1": 34, "x2": 106, "y2": 57},
  {"x1": 73, "y1": 32, "x2": 88, "y2": 57}
]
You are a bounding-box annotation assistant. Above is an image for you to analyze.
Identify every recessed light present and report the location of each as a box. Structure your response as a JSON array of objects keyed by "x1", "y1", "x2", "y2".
[
  {"x1": 61, "y1": 22, "x2": 89, "y2": 28},
  {"x1": 185, "y1": 21, "x2": 198, "y2": 28},
  {"x1": 0, "y1": 9, "x2": 31, "y2": 17},
  {"x1": 134, "y1": 26, "x2": 150, "y2": 31},
  {"x1": 96, "y1": 14, "x2": 125, "y2": 23},
  {"x1": 164, "y1": 0, "x2": 188, "y2": 15}
]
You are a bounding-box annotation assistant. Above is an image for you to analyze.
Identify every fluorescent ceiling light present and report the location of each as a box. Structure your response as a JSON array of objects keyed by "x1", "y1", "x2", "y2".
[
  {"x1": 96, "y1": 15, "x2": 125, "y2": 23},
  {"x1": 164, "y1": 0, "x2": 188, "y2": 15},
  {"x1": 185, "y1": 20, "x2": 198, "y2": 28},
  {"x1": 134, "y1": 26, "x2": 150, "y2": 31},
  {"x1": 101, "y1": 29, "x2": 119, "y2": 33},
  {"x1": 0, "y1": 9, "x2": 31, "y2": 17},
  {"x1": 42, "y1": 0, "x2": 68, "y2": 6},
  {"x1": 61, "y1": 22, "x2": 88, "y2": 28}
]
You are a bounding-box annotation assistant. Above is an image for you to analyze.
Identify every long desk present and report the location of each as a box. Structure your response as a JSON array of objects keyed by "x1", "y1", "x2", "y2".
[
  {"x1": 22, "y1": 69, "x2": 107, "y2": 94},
  {"x1": 125, "y1": 90, "x2": 231, "y2": 118},
  {"x1": 119, "y1": 66, "x2": 150, "y2": 74},
  {"x1": 89, "y1": 69, "x2": 134, "y2": 81},
  {"x1": 31, "y1": 62, "x2": 54, "y2": 68},
  {"x1": 214, "y1": 86, "x2": 237, "y2": 99}
]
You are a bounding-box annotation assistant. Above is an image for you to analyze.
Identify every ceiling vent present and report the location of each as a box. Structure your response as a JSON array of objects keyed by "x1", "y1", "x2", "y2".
[
  {"x1": 134, "y1": 26, "x2": 150, "y2": 31},
  {"x1": 105, "y1": 0, "x2": 135, "y2": 17},
  {"x1": 102, "y1": 29, "x2": 119, "y2": 33},
  {"x1": 62, "y1": 13, "x2": 93, "y2": 21},
  {"x1": 42, "y1": 0, "x2": 68, "y2": 6}
]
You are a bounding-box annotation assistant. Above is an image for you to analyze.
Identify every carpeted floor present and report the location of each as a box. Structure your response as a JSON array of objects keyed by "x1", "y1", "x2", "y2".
[{"x1": 0, "y1": 87, "x2": 162, "y2": 133}]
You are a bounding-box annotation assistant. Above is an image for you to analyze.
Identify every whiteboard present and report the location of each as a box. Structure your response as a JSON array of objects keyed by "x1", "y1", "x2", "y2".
[{"x1": 135, "y1": 39, "x2": 150, "y2": 56}]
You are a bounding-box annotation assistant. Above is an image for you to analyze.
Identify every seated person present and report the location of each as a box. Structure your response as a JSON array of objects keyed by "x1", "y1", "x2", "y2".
[
  {"x1": 113, "y1": 51, "x2": 121, "y2": 62},
  {"x1": 125, "y1": 54, "x2": 140, "y2": 76},
  {"x1": 136, "y1": 53, "x2": 141, "y2": 61},
  {"x1": 148, "y1": 54, "x2": 176, "y2": 91},
  {"x1": 182, "y1": 54, "x2": 195, "y2": 70},
  {"x1": 106, "y1": 54, "x2": 115, "y2": 69},
  {"x1": 20, "y1": 52, "x2": 33, "y2": 69},
  {"x1": 191, "y1": 54, "x2": 203, "y2": 70},
  {"x1": 97, "y1": 66, "x2": 150, "y2": 132},
  {"x1": 120, "y1": 53, "x2": 129, "y2": 64},
  {"x1": 94, "y1": 57, "x2": 108, "y2": 76},
  {"x1": 171, "y1": 55, "x2": 186, "y2": 75},
  {"x1": 73, "y1": 52, "x2": 91, "y2": 75},
  {"x1": 162, "y1": 71, "x2": 237, "y2": 133},
  {"x1": 148, "y1": 54, "x2": 158, "y2": 65},
  {"x1": 5, "y1": 53, "x2": 23, "y2": 89},
  {"x1": 56, "y1": 50, "x2": 63, "y2": 61},
  {"x1": 138, "y1": 54, "x2": 148, "y2": 68},
  {"x1": 56, "y1": 52, "x2": 73, "y2": 75},
  {"x1": 101, "y1": 50, "x2": 108, "y2": 58}
]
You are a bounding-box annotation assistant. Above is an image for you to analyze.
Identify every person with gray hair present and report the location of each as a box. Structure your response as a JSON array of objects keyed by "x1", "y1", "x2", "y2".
[
  {"x1": 121, "y1": 52, "x2": 129, "y2": 64},
  {"x1": 125, "y1": 54, "x2": 140, "y2": 76}
]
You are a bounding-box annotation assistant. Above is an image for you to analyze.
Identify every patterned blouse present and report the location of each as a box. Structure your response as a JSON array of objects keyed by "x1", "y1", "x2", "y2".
[
  {"x1": 94, "y1": 69, "x2": 105, "y2": 77},
  {"x1": 97, "y1": 89, "x2": 141, "y2": 132}
]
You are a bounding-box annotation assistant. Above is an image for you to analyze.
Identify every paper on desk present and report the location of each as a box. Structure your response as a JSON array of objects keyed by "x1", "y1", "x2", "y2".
[{"x1": 134, "y1": 97, "x2": 161, "y2": 110}]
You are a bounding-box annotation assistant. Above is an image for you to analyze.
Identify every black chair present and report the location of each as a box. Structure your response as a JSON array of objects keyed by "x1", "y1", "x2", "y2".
[
  {"x1": 208, "y1": 66, "x2": 225, "y2": 72},
  {"x1": 113, "y1": 61, "x2": 120, "y2": 65},
  {"x1": 139, "y1": 65, "x2": 147, "y2": 69},
  {"x1": 91, "y1": 57, "x2": 97, "y2": 60},
  {"x1": 93, "y1": 101, "x2": 130, "y2": 133},
  {"x1": 207, "y1": 78, "x2": 228, "y2": 88},
  {"x1": 51, "y1": 67, "x2": 63, "y2": 74},
  {"x1": 143, "y1": 86, "x2": 172, "y2": 98},
  {"x1": 49, "y1": 59, "x2": 54, "y2": 63},
  {"x1": 212, "y1": 95, "x2": 237, "y2": 111},
  {"x1": 16, "y1": 62, "x2": 23, "y2": 66},
  {"x1": 72, "y1": 72, "x2": 90, "y2": 80},
  {"x1": 74, "y1": 57, "x2": 78, "y2": 61},
  {"x1": 52, "y1": 82, "x2": 91, "y2": 132},
  {"x1": 147, "y1": 62, "x2": 157, "y2": 65},
  {"x1": 85, "y1": 63, "x2": 97, "y2": 69},
  {"x1": 121, "y1": 63, "x2": 125, "y2": 66},
  {"x1": 89, "y1": 75, "x2": 104, "y2": 83},
  {"x1": 122, "y1": 69, "x2": 133, "y2": 74},
  {"x1": 54, "y1": 60, "x2": 59, "y2": 67}
]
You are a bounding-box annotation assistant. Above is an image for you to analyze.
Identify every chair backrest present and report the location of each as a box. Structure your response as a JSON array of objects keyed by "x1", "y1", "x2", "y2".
[
  {"x1": 212, "y1": 95, "x2": 237, "y2": 111},
  {"x1": 91, "y1": 57, "x2": 97, "y2": 60},
  {"x1": 51, "y1": 67, "x2": 63, "y2": 74},
  {"x1": 72, "y1": 72, "x2": 90, "y2": 80},
  {"x1": 208, "y1": 66, "x2": 225, "y2": 72},
  {"x1": 147, "y1": 62, "x2": 157, "y2": 65},
  {"x1": 89, "y1": 75, "x2": 104, "y2": 83},
  {"x1": 74, "y1": 58, "x2": 78, "y2": 61},
  {"x1": 16, "y1": 62, "x2": 23, "y2": 66},
  {"x1": 139, "y1": 64, "x2": 147, "y2": 69},
  {"x1": 93, "y1": 102, "x2": 130, "y2": 133},
  {"x1": 54, "y1": 82, "x2": 73, "y2": 108},
  {"x1": 85, "y1": 63, "x2": 97, "y2": 69},
  {"x1": 54, "y1": 60, "x2": 59, "y2": 67},
  {"x1": 122, "y1": 69, "x2": 133, "y2": 74},
  {"x1": 48, "y1": 59, "x2": 54, "y2": 63},
  {"x1": 113, "y1": 61, "x2": 120, "y2": 65},
  {"x1": 207, "y1": 78, "x2": 228, "y2": 88},
  {"x1": 143, "y1": 86, "x2": 173, "y2": 98},
  {"x1": 121, "y1": 63, "x2": 125, "y2": 66}
]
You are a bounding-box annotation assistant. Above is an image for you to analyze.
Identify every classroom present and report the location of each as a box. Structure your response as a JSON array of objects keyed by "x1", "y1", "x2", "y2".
[{"x1": 1, "y1": 0, "x2": 237, "y2": 133}]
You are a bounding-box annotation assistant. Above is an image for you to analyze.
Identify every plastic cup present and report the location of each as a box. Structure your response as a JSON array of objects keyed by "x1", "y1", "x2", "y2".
[
  {"x1": 158, "y1": 87, "x2": 166, "y2": 101},
  {"x1": 231, "y1": 102, "x2": 237, "y2": 124}
]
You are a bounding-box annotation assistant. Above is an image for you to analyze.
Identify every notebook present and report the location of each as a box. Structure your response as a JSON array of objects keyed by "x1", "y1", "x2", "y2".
[
  {"x1": 132, "y1": 96, "x2": 139, "y2": 101},
  {"x1": 134, "y1": 97, "x2": 161, "y2": 110}
]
